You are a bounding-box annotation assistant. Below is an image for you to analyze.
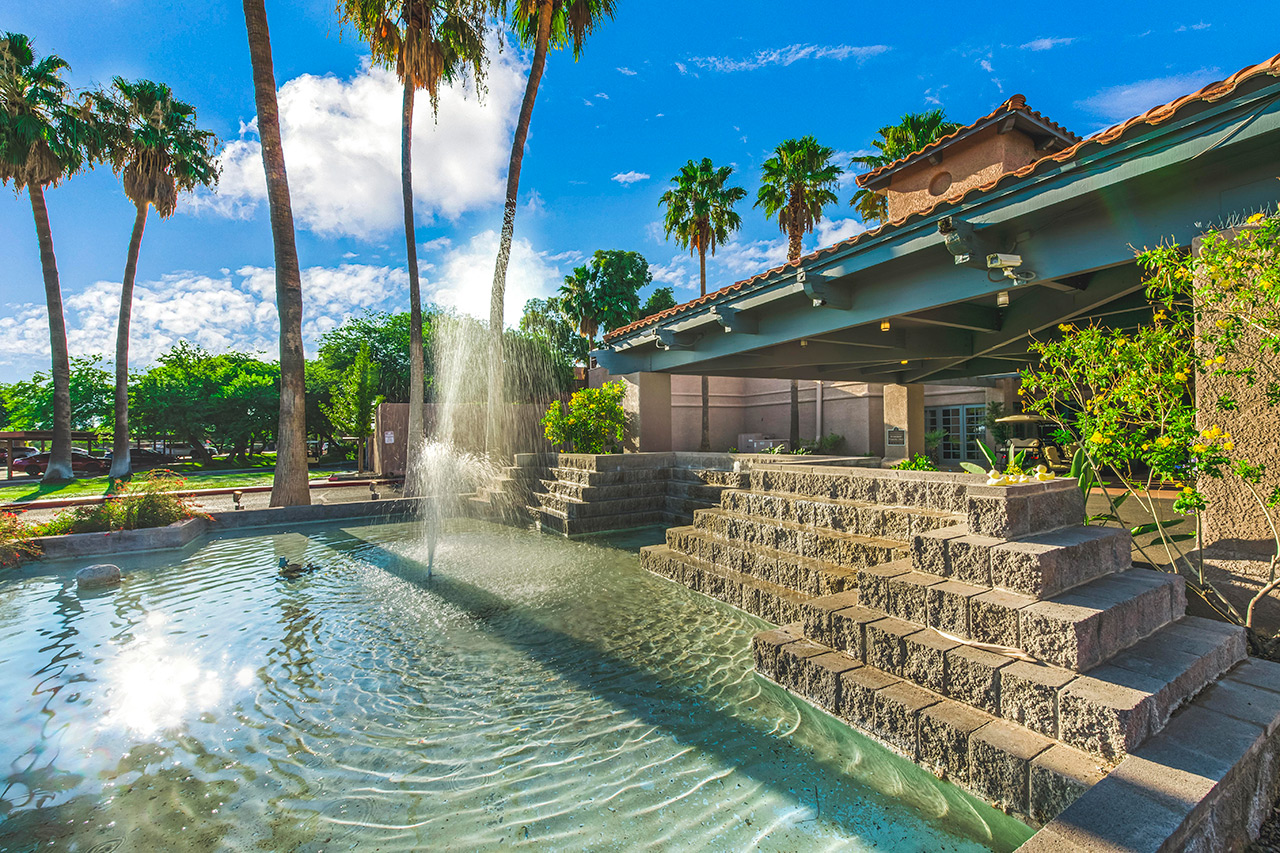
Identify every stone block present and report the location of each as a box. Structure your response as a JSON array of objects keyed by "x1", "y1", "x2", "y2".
[
  {"x1": 1030, "y1": 745, "x2": 1109, "y2": 825},
  {"x1": 666, "y1": 527, "x2": 699, "y2": 558},
  {"x1": 911, "y1": 525, "x2": 966, "y2": 576},
  {"x1": 857, "y1": 561, "x2": 911, "y2": 613},
  {"x1": 801, "y1": 591, "x2": 861, "y2": 648},
  {"x1": 948, "y1": 534, "x2": 1000, "y2": 587},
  {"x1": 926, "y1": 579, "x2": 984, "y2": 638},
  {"x1": 776, "y1": 638, "x2": 827, "y2": 690},
  {"x1": 865, "y1": 618, "x2": 920, "y2": 676},
  {"x1": 828, "y1": 604, "x2": 879, "y2": 660},
  {"x1": 1043, "y1": 776, "x2": 1190, "y2": 853},
  {"x1": 1018, "y1": 599, "x2": 1105, "y2": 672},
  {"x1": 1000, "y1": 661, "x2": 1076, "y2": 739},
  {"x1": 969, "y1": 718, "x2": 1054, "y2": 817},
  {"x1": 802, "y1": 652, "x2": 860, "y2": 710},
  {"x1": 918, "y1": 701, "x2": 994, "y2": 783},
  {"x1": 856, "y1": 505, "x2": 888, "y2": 538},
  {"x1": 971, "y1": 589, "x2": 1030, "y2": 648},
  {"x1": 991, "y1": 526, "x2": 1130, "y2": 599},
  {"x1": 967, "y1": 490, "x2": 1032, "y2": 540},
  {"x1": 1222, "y1": 656, "x2": 1280, "y2": 695},
  {"x1": 837, "y1": 665, "x2": 899, "y2": 727},
  {"x1": 871, "y1": 681, "x2": 940, "y2": 756},
  {"x1": 1058, "y1": 675, "x2": 1156, "y2": 761},
  {"x1": 752, "y1": 625, "x2": 802, "y2": 680},
  {"x1": 1028, "y1": 483, "x2": 1086, "y2": 535},
  {"x1": 946, "y1": 645, "x2": 1013, "y2": 714},
  {"x1": 901, "y1": 630, "x2": 960, "y2": 694},
  {"x1": 879, "y1": 508, "x2": 913, "y2": 542},
  {"x1": 887, "y1": 571, "x2": 946, "y2": 624}
]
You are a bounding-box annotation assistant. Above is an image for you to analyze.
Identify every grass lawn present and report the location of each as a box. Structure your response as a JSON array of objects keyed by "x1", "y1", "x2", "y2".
[{"x1": 0, "y1": 467, "x2": 338, "y2": 505}]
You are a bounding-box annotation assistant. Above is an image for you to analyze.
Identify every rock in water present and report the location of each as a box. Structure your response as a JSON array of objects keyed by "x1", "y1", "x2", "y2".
[{"x1": 77, "y1": 564, "x2": 122, "y2": 590}]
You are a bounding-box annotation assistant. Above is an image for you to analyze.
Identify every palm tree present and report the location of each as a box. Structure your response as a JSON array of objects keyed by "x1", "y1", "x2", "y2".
[
  {"x1": 756, "y1": 135, "x2": 843, "y2": 451},
  {"x1": 337, "y1": 0, "x2": 489, "y2": 469},
  {"x1": 486, "y1": 0, "x2": 616, "y2": 456},
  {"x1": 241, "y1": 0, "x2": 311, "y2": 506},
  {"x1": 93, "y1": 78, "x2": 218, "y2": 480},
  {"x1": 659, "y1": 158, "x2": 746, "y2": 452},
  {"x1": 849, "y1": 109, "x2": 962, "y2": 222},
  {"x1": 557, "y1": 265, "x2": 597, "y2": 347},
  {"x1": 0, "y1": 32, "x2": 101, "y2": 483}
]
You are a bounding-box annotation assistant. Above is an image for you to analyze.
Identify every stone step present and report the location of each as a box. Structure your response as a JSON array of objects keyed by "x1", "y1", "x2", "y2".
[
  {"x1": 675, "y1": 468, "x2": 748, "y2": 488},
  {"x1": 690, "y1": 507, "x2": 909, "y2": 569},
  {"x1": 666, "y1": 526, "x2": 862, "y2": 597},
  {"x1": 540, "y1": 478, "x2": 669, "y2": 502},
  {"x1": 547, "y1": 466, "x2": 673, "y2": 486},
  {"x1": 530, "y1": 506, "x2": 666, "y2": 536},
  {"x1": 860, "y1": 563, "x2": 1186, "y2": 671},
  {"x1": 752, "y1": 626, "x2": 1108, "y2": 826},
  {"x1": 745, "y1": 466, "x2": 971, "y2": 514},
  {"x1": 796, "y1": 592, "x2": 1244, "y2": 762},
  {"x1": 720, "y1": 488, "x2": 963, "y2": 541},
  {"x1": 533, "y1": 492, "x2": 667, "y2": 520},
  {"x1": 912, "y1": 523, "x2": 1132, "y2": 599},
  {"x1": 666, "y1": 479, "x2": 728, "y2": 502},
  {"x1": 640, "y1": 544, "x2": 808, "y2": 625}
]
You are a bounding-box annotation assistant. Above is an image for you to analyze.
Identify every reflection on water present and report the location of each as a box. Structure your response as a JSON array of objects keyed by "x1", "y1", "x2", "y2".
[{"x1": 0, "y1": 519, "x2": 1034, "y2": 852}]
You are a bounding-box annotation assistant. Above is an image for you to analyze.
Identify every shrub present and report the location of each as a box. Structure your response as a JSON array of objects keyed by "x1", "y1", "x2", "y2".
[
  {"x1": 893, "y1": 453, "x2": 938, "y2": 471},
  {"x1": 37, "y1": 470, "x2": 207, "y2": 537},
  {"x1": 542, "y1": 381, "x2": 626, "y2": 454},
  {"x1": 0, "y1": 512, "x2": 40, "y2": 568}
]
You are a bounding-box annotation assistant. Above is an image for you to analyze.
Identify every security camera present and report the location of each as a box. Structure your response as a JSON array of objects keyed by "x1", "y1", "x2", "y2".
[{"x1": 986, "y1": 253, "x2": 1023, "y2": 270}]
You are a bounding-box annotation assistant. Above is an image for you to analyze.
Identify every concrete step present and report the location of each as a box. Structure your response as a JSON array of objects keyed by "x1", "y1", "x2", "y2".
[
  {"x1": 796, "y1": 591, "x2": 1244, "y2": 762},
  {"x1": 533, "y1": 492, "x2": 667, "y2": 520},
  {"x1": 540, "y1": 478, "x2": 669, "y2": 501},
  {"x1": 720, "y1": 488, "x2": 963, "y2": 542},
  {"x1": 752, "y1": 626, "x2": 1108, "y2": 826},
  {"x1": 912, "y1": 523, "x2": 1133, "y2": 599},
  {"x1": 640, "y1": 543, "x2": 809, "y2": 625},
  {"x1": 666, "y1": 478, "x2": 728, "y2": 502},
  {"x1": 547, "y1": 466, "x2": 673, "y2": 487},
  {"x1": 666, "y1": 526, "x2": 862, "y2": 597},
  {"x1": 690, "y1": 507, "x2": 909, "y2": 570},
  {"x1": 673, "y1": 468, "x2": 748, "y2": 488},
  {"x1": 744, "y1": 465, "x2": 971, "y2": 514},
  {"x1": 529, "y1": 505, "x2": 665, "y2": 536},
  {"x1": 860, "y1": 563, "x2": 1186, "y2": 672}
]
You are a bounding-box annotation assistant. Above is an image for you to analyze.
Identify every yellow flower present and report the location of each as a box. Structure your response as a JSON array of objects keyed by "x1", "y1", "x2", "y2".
[
  {"x1": 1058, "y1": 324, "x2": 1072, "y2": 332},
  {"x1": 1248, "y1": 212, "x2": 1265, "y2": 224},
  {"x1": 1193, "y1": 443, "x2": 1207, "y2": 453},
  {"x1": 1174, "y1": 371, "x2": 1188, "y2": 381},
  {"x1": 1223, "y1": 441, "x2": 1235, "y2": 451},
  {"x1": 1017, "y1": 387, "x2": 1025, "y2": 395},
  {"x1": 1215, "y1": 355, "x2": 1225, "y2": 364},
  {"x1": 1090, "y1": 431, "x2": 1105, "y2": 444},
  {"x1": 1156, "y1": 436, "x2": 1173, "y2": 447},
  {"x1": 1153, "y1": 311, "x2": 1167, "y2": 322},
  {"x1": 1182, "y1": 486, "x2": 1195, "y2": 494}
]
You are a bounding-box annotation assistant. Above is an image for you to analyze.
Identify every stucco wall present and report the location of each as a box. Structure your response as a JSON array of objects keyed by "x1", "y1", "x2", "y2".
[
  {"x1": 373, "y1": 402, "x2": 560, "y2": 476},
  {"x1": 885, "y1": 127, "x2": 1043, "y2": 222}
]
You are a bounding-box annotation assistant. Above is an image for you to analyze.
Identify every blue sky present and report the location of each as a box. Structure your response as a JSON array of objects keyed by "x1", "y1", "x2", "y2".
[{"x1": 3, "y1": 1, "x2": 1278, "y2": 379}]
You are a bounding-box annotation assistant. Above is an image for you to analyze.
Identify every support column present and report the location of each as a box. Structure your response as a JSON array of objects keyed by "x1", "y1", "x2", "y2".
[
  {"x1": 882, "y1": 383, "x2": 924, "y2": 465},
  {"x1": 621, "y1": 372, "x2": 672, "y2": 452}
]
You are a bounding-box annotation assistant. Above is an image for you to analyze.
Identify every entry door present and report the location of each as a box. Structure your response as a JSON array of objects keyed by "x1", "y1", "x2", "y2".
[{"x1": 925, "y1": 405, "x2": 988, "y2": 463}]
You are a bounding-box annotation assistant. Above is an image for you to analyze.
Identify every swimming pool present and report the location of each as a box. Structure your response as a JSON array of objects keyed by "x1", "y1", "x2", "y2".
[{"x1": 0, "y1": 518, "x2": 1032, "y2": 851}]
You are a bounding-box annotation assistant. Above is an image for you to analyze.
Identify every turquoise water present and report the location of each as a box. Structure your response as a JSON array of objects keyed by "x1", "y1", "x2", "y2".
[{"x1": 0, "y1": 519, "x2": 1033, "y2": 851}]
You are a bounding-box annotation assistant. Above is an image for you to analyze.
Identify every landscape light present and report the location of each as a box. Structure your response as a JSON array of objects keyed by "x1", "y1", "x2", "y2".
[
  {"x1": 232, "y1": 490, "x2": 243, "y2": 510},
  {"x1": 880, "y1": 319, "x2": 891, "y2": 332}
]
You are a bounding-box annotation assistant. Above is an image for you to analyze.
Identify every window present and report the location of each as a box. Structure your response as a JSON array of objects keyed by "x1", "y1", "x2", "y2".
[{"x1": 925, "y1": 404, "x2": 988, "y2": 463}]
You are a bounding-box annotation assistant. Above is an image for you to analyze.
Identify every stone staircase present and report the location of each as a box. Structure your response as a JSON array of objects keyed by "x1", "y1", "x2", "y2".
[{"x1": 639, "y1": 464, "x2": 1247, "y2": 827}]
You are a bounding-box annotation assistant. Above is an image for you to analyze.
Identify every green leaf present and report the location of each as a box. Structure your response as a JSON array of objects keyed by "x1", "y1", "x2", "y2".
[
  {"x1": 1130, "y1": 518, "x2": 1185, "y2": 536},
  {"x1": 1111, "y1": 492, "x2": 1130, "y2": 510},
  {"x1": 978, "y1": 442, "x2": 998, "y2": 470},
  {"x1": 1087, "y1": 513, "x2": 1121, "y2": 524},
  {"x1": 1013, "y1": 450, "x2": 1027, "y2": 470},
  {"x1": 1163, "y1": 533, "x2": 1197, "y2": 543},
  {"x1": 960, "y1": 462, "x2": 987, "y2": 475},
  {"x1": 1069, "y1": 447, "x2": 1086, "y2": 480}
]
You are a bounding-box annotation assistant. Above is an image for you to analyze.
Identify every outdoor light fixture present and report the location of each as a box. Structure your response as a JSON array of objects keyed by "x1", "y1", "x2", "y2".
[
  {"x1": 997, "y1": 290, "x2": 1010, "y2": 308},
  {"x1": 880, "y1": 319, "x2": 891, "y2": 332},
  {"x1": 232, "y1": 490, "x2": 243, "y2": 510},
  {"x1": 800, "y1": 339, "x2": 808, "y2": 347},
  {"x1": 900, "y1": 359, "x2": 909, "y2": 365},
  {"x1": 369, "y1": 482, "x2": 380, "y2": 501}
]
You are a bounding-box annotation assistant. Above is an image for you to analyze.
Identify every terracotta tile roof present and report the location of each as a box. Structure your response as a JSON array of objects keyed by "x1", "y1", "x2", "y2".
[
  {"x1": 605, "y1": 52, "x2": 1280, "y2": 343},
  {"x1": 854, "y1": 94, "x2": 1080, "y2": 187}
]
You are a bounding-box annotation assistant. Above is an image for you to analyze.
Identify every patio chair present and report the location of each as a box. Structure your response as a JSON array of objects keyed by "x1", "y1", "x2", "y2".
[{"x1": 1043, "y1": 445, "x2": 1073, "y2": 474}]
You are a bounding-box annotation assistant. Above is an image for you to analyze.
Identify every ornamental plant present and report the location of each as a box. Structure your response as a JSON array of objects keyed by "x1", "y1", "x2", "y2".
[
  {"x1": 0, "y1": 512, "x2": 40, "y2": 568},
  {"x1": 1020, "y1": 210, "x2": 1280, "y2": 645},
  {"x1": 541, "y1": 381, "x2": 626, "y2": 454}
]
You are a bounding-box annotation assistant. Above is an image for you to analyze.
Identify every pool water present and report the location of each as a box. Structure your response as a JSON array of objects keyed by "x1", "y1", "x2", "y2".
[{"x1": 0, "y1": 519, "x2": 1033, "y2": 851}]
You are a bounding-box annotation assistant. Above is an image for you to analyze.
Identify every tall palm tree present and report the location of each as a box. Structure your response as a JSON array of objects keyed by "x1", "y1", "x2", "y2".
[
  {"x1": 0, "y1": 32, "x2": 101, "y2": 484},
  {"x1": 93, "y1": 78, "x2": 218, "y2": 480},
  {"x1": 659, "y1": 158, "x2": 746, "y2": 452},
  {"x1": 756, "y1": 135, "x2": 843, "y2": 451},
  {"x1": 557, "y1": 264, "x2": 597, "y2": 347},
  {"x1": 485, "y1": 0, "x2": 616, "y2": 456},
  {"x1": 337, "y1": 0, "x2": 489, "y2": 469},
  {"x1": 849, "y1": 109, "x2": 961, "y2": 223},
  {"x1": 241, "y1": 0, "x2": 310, "y2": 506}
]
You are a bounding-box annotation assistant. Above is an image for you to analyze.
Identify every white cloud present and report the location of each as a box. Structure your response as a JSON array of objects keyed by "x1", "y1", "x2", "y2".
[
  {"x1": 1078, "y1": 67, "x2": 1220, "y2": 121},
  {"x1": 0, "y1": 305, "x2": 52, "y2": 367},
  {"x1": 674, "y1": 62, "x2": 688, "y2": 75},
  {"x1": 1020, "y1": 37, "x2": 1074, "y2": 51},
  {"x1": 423, "y1": 230, "x2": 566, "y2": 327},
  {"x1": 650, "y1": 257, "x2": 695, "y2": 292},
  {"x1": 595, "y1": 92, "x2": 609, "y2": 99},
  {"x1": 611, "y1": 170, "x2": 651, "y2": 186},
  {"x1": 617, "y1": 67, "x2": 637, "y2": 76},
  {"x1": 688, "y1": 43, "x2": 889, "y2": 73},
  {"x1": 713, "y1": 238, "x2": 789, "y2": 278},
  {"x1": 979, "y1": 59, "x2": 994, "y2": 73},
  {"x1": 1176, "y1": 22, "x2": 1211, "y2": 32},
  {"x1": 813, "y1": 217, "x2": 868, "y2": 248},
  {"x1": 191, "y1": 41, "x2": 527, "y2": 241}
]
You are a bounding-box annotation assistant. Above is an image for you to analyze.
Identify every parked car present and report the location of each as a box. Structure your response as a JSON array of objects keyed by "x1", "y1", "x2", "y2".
[
  {"x1": 0, "y1": 445, "x2": 39, "y2": 464},
  {"x1": 11, "y1": 449, "x2": 110, "y2": 477},
  {"x1": 103, "y1": 448, "x2": 176, "y2": 467}
]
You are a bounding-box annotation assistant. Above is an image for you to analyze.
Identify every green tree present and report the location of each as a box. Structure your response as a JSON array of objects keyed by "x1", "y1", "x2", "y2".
[
  {"x1": 0, "y1": 356, "x2": 114, "y2": 432},
  {"x1": 92, "y1": 77, "x2": 219, "y2": 479},
  {"x1": 558, "y1": 264, "x2": 597, "y2": 345},
  {"x1": 541, "y1": 381, "x2": 625, "y2": 453},
  {"x1": 589, "y1": 249, "x2": 649, "y2": 334},
  {"x1": 660, "y1": 157, "x2": 746, "y2": 450},
  {"x1": 241, "y1": 0, "x2": 310, "y2": 505},
  {"x1": 338, "y1": 0, "x2": 490, "y2": 469},
  {"x1": 486, "y1": 0, "x2": 616, "y2": 454},
  {"x1": 519, "y1": 297, "x2": 586, "y2": 364},
  {"x1": 639, "y1": 286, "x2": 676, "y2": 318},
  {"x1": 317, "y1": 310, "x2": 418, "y2": 402},
  {"x1": 849, "y1": 109, "x2": 961, "y2": 222},
  {"x1": 756, "y1": 135, "x2": 843, "y2": 450},
  {"x1": 322, "y1": 343, "x2": 383, "y2": 472},
  {"x1": 0, "y1": 33, "x2": 103, "y2": 483}
]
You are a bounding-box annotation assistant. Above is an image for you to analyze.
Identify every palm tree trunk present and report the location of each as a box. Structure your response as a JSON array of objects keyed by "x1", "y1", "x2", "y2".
[
  {"x1": 243, "y1": 0, "x2": 311, "y2": 507},
  {"x1": 29, "y1": 184, "x2": 74, "y2": 483},
  {"x1": 109, "y1": 201, "x2": 149, "y2": 481},
  {"x1": 486, "y1": 0, "x2": 553, "y2": 457},
  {"x1": 402, "y1": 81, "x2": 426, "y2": 482},
  {"x1": 786, "y1": 214, "x2": 802, "y2": 452},
  {"x1": 698, "y1": 245, "x2": 709, "y2": 451}
]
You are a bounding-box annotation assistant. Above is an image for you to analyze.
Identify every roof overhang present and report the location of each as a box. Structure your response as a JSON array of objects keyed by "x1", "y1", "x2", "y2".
[{"x1": 596, "y1": 72, "x2": 1280, "y2": 385}]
